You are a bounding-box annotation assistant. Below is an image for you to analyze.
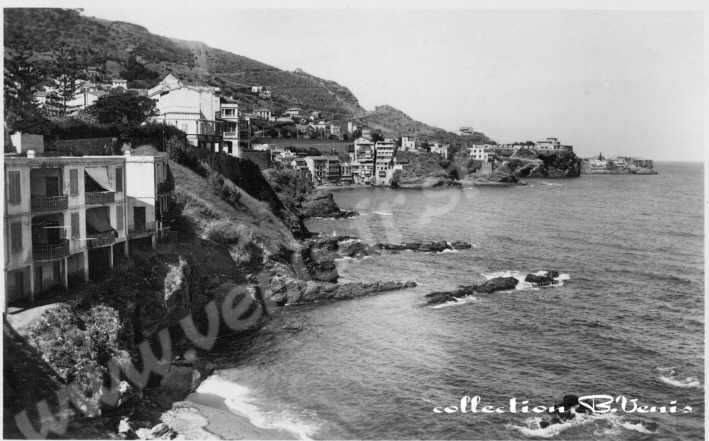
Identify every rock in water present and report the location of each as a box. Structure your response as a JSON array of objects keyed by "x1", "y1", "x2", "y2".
[
  {"x1": 450, "y1": 241, "x2": 472, "y2": 249},
  {"x1": 473, "y1": 276, "x2": 519, "y2": 293},
  {"x1": 524, "y1": 270, "x2": 561, "y2": 287}
]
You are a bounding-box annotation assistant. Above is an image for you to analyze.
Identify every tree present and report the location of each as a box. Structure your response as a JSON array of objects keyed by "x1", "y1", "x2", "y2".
[
  {"x1": 90, "y1": 93, "x2": 157, "y2": 126},
  {"x1": 46, "y1": 46, "x2": 86, "y2": 117},
  {"x1": 4, "y1": 43, "x2": 50, "y2": 132},
  {"x1": 120, "y1": 55, "x2": 159, "y2": 88}
]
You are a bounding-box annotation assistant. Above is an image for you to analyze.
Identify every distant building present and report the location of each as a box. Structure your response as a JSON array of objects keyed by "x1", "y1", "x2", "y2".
[
  {"x1": 459, "y1": 126, "x2": 475, "y2": 136},
  {"x1": 469, "y1": 145, "x2": 489, "y2": 162},
  {"x1": 401, "y1": 136, "x2": 417, "y2": 151},
  {"x1": 535, "y1": 137, "x2": 561, "y2": 150},
  {"x1": 429, "y1": 142, "x2": 449, "y2": 159},
  {"x1": 374, "y1": 139, "x2": 396, "y2": 184},
  {"x1": 111, "y1": 78, "x2": 128, "y2": 90},
  {"x1": 303, "y1": 155, "x2": 341, "y2": 185},
  {"x1": 253, "y1": 108, "x2": 272, "y2": 120},
  {"x1": 284, "y1": 107, "x2": 302, "y2": 118},
  {"x1": 353, "y1": 137, "x2": 375, "y2": 162}
]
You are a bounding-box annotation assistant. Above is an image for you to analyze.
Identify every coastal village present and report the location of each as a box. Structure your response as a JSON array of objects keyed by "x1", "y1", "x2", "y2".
[
  {"x1": 2, "y1": 9, "x2": 680, "y2": 441},
  {"x1": 4, "y1": 71, "x2": 657, "y2": 304}
]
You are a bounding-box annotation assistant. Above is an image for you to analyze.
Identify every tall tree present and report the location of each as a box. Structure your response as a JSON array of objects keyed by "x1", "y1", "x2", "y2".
[
  {"x1": 90, "y1": 93, "x2": 157, "y2": 126},
  {"x1": 46, "y1": 46, "x2": 86, "y2": 117},
  {"x1": 3, "y1": 41, "x2": 50, "y2": 132}
]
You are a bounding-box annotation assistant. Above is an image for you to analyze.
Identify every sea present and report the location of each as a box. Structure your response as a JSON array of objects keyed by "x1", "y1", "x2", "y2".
[{"x1": 178, "y1": 162, "x2": 704, "y2": 440}]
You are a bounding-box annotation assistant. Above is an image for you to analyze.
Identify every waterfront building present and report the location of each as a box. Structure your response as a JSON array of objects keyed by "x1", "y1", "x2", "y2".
[
  {"x1": 469, "y1": 145, "x2": 489, "y2": 161},
  {"x1": 353, "y1": 137, "x2": 375, "y2": 162},
  {"x1": 374, "y1": 139, "x2": 396, "y2": 184},
  {"x1": 3, "y1": 148, "x2": 170, "y2": 307},
  {"x1": 303, "y1": 156, "x2": 341, "y2": 185},
  {"x1": 534, "y1": 137, "x2": 562, "y2": 151}
]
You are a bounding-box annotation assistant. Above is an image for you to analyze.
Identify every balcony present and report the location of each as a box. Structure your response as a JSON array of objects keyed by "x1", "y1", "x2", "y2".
[
  {"x1": 33, "y1": 239, "x2": 70, "y2": 260},
  {"x1": 85, "y1": 191, "x2": 115, "y2": 205},
  {"x1": 129, "y1": 221, "x2": 156, "y2": 236},
  {"x1": 222, "y1": 131, "x2": 238, "y2": 139},
  {"x1": 87, "y1": 231, "x2": 116, "y2": 248},
  {"x1": 31, "y1": 195, "x2": 68, "y2": 212}
]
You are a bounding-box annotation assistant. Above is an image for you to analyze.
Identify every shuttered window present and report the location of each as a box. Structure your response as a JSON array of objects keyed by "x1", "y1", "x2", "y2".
[
  {"x1": 116, "y1": 206, "x2": 123, "y2": 231},
  {"x1": 10, "y1": 222, "x2": 22, "y2": 252},
  {"x1": 71, "y1": 212, "x2": 80, "y2": 239},
  {"x1": 70, "y1": 169, "x2": 79, "y2": 196},
  {"x1": 115, "y1": 167, "x2": 123, "y2": 192},
  {"x1": 8, "y1": 171, "x2": 21, "y2": 204}
]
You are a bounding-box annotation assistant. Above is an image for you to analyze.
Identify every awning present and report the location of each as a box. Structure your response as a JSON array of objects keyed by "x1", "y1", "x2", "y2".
[
  {"x1": 86, "y1": 208, "x2": 115, "y2": 235},
  {"x1": 85, "y1": 167, "x2": 113, "y2": 192}
]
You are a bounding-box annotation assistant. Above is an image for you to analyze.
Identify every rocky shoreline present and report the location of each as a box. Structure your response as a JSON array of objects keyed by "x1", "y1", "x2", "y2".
[{"x1": 423, "y1": 270, "x2": 564, "y2": 306}]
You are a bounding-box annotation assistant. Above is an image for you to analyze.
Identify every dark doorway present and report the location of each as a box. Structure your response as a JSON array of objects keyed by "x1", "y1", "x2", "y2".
[{"x1": 45, "y1": 176, "x2": 60, "y2": 196}]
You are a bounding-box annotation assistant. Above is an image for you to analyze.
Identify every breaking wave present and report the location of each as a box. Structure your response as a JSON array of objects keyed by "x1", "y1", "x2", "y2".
[
  {"x1": 508, "y1": 412, "x2": 655, "y2": 438},
  {"x1": 196, "y1": 375, "x2": 319, "y2": 440}
]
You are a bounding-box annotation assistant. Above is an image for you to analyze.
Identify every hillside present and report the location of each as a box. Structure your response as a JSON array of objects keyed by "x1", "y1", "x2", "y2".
[{"x1": 4, "y1": 8, "x2": 494, "y2": 142}]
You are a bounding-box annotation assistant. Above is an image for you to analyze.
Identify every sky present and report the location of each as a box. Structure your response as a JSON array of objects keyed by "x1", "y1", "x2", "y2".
[{"x1": 81, "y1": 5, "x2": 704, "y2": 161}]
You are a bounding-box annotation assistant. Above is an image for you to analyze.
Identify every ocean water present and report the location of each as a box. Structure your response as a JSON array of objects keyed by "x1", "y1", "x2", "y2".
[{"x1": 186, "y1": 162, "x2": 704, "y2": 440}]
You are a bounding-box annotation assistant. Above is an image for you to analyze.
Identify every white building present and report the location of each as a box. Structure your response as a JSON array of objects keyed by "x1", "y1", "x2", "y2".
[
  {"x1": 535, "y1": 137, "x2": 562, "y2": 150},
  {"x1": 149, "y1": 74, "x2": 223, "y2": 151},
  {"x1": 3, "y1": 152, "x2": 170, "y2": 307},
  {"x1": 429, "y1": 142, "x2": 449, "y2": 159},
  {"x1": 469, "y1": 145, "x2": 489, "y2": 162},
  {"x1": 374, "y1": 139, "x2": 396, "y2": 185},
  {"x1": 401, "y1": 136, "x2": 417, "y2": 151}
]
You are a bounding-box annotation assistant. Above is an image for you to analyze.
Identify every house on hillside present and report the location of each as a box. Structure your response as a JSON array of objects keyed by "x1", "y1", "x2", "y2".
[
  {"x1": 111, "y1": 78, "x2": 128, "y2": 90},
  {"x1": 284, "y1": 107, "x2": 302, "y2": 118},
  {"x1": 149, "y1": 74, "x2": 223, "y2": 151},
  {"x1": 401, "y1": 136, "x2": 417, "y2": 151}
]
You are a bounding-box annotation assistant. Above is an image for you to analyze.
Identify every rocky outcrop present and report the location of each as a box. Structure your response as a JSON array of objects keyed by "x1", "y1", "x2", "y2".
[
  {"x1": 524, "y1": 270, "x2": 560, "y2": 287},
  {"x1": 482, "y1": 149, "x2": 582, "y2": 184},
  {"x1": 393, "y1": 176, "x2": 462, "y2": 189},
  {"x1": 424, "y1": 276, "x2": 519, "y2": 305},
  {"x1": 376, "y1": 240, "x2": 472, "y2": 252},
  {"x1": 299, "y1": 190, "x2": 357, "y2": 218},
  {"x1": 270, "y1": 279, "x2": 418, "y2": 306}
]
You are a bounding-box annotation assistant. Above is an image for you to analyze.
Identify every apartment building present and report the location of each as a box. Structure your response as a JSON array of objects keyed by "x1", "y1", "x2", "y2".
[
  {"x1": 374, "y1": 139, "x2": 396, "y2": 184},
  {"x1": 3, "y1": 151, "x2": 170, "y2": 306}
]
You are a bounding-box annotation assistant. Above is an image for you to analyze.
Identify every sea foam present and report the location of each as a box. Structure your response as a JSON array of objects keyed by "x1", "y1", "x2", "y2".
[{"x1": 196, "y1": 375, "x2": 319, "y2": 440}]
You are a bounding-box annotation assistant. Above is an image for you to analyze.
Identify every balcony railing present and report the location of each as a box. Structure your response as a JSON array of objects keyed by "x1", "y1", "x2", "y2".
[
  {"x1": 87, "y1": 231, "x2": 116, "y2": 248},
  {"x1": 129, "y1": 221, "x2": 156, "y2": 235},
  {"x1": 85, "y1": 191, "x2": 115, "y2": 205},
  {"x1": 222, "y1": 131, "x2": 238, "y2": 138},
  {"x1": 31, "y1": 195, "x2": 68, "y2": 212},
  {"x1": 33, "y1": 239, "x2": 70, "y2": 260}
]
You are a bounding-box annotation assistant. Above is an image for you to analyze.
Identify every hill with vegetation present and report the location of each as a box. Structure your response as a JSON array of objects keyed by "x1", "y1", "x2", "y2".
[{"x1": 4, "y1": 8, "x2": 494, "y2": 142}]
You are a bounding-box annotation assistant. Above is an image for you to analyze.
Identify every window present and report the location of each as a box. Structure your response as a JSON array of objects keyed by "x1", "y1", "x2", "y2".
[
  {"x1": 8, "y1": 171, "x2": 21, "y2": 204},
  {"x1": 115, "y1": 167, "x2": 123, "y2": 192},
  {"x1": 69, "y1": 169, "x2": 79, "y2": 196},
  {"x1": 10, "y1": 222, "x2": 22, "y2": 252},
  {"x1": 71, "y1": 213, "x2": 80, "y2": 239},
  {"x1": 116, "y1": 206, "x2": 123, "y2": 231}
]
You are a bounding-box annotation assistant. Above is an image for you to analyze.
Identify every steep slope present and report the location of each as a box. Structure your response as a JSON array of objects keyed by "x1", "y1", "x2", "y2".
[
  {"x1": 355, "y1": 105, "x2": 494, "y2": 144},
  {"x1": 4, "y1": 8, "x2": 496, "y2": 142},
  {"x1": 4, "y1": 8, "x2": 365, "y2": 119}
]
